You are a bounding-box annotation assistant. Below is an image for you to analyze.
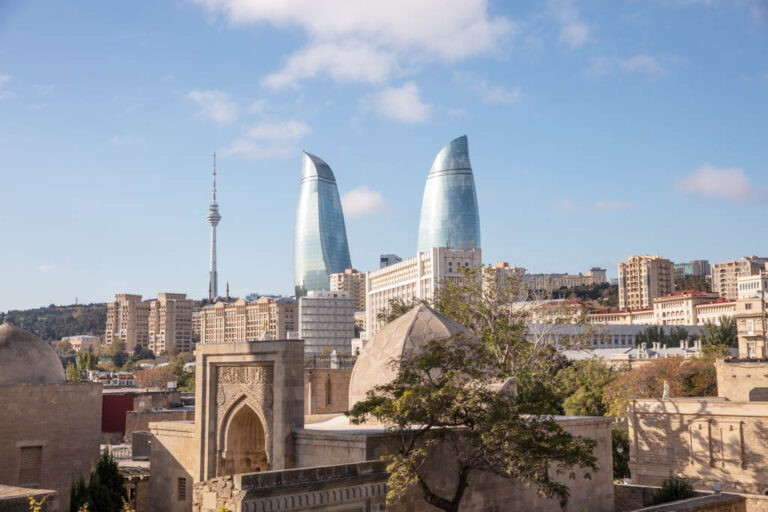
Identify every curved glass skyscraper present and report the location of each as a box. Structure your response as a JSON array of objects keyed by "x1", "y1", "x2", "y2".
[
  {"x1": 416, "y1": 135, "x2": 481, "y2": 253},
  {"x1": 293, "y1": 151, "x2": 352, "y2": 297}
]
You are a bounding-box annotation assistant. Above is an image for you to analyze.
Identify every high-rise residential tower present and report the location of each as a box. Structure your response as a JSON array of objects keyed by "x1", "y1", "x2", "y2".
[
  {"x1": 293, "y1": 151, "x2": 352, "y2": 297},
  {"x1": 417, "y1": 135, "x2": 481, "y2": 253},
  {"x1": 207, "y1": 154, "x2": 221, "y2": 301}
]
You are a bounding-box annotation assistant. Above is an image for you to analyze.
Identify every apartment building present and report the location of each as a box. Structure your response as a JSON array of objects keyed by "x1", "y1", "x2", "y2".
[
  {"x1": 674, "y1": 259, "x2": 710, "y2": 279},
  {"x1": 735, "y1": 272, "x2": 768, "y2": 358},
  {"x1": 526, "y1": 268, "x2": 607, "y2": 290},
  {"x1": 695, "y1": 300, "x2": 736, "y2": 325},
  {"x1": 618, "y1": 255, "x2": 675, "y2": 310},
  {"x1": 653, "y1": 290, "x2": 720, "y2": 326},
  {"x1": 329, "y1": 268, "x2": 366, "y2": 312},
  {"x1": 61, "y1": 335, "x2": 100, "y2": 352},
  {"x1": 299, "y1": 290, "x2": 355, "y2": 355},
  {"x1": 366, "y1": 247, "x2": 482, "y2": 336},
  {"x1": 199, "y1": 296, "x2": 297, "y2": 343},
  {"x1": 104, "y1": 294, "x2": 149, "y2": 352},
  {"x1": 711, "y1": 256, "x2": 768, "y2": 300},
  {"x1": 147, "y1": 293, "x2": 197, "y2": 354}
]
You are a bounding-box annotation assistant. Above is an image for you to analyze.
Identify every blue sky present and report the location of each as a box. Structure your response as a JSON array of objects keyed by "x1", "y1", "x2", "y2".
[{"x1": 1, "y1": 0, "x2": 767, "y2": 311}]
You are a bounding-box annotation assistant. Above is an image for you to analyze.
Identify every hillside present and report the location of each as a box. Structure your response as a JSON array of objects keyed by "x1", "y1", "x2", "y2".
[{"x1": 0, "y1": 303, "x2": 107, "y2": 341}]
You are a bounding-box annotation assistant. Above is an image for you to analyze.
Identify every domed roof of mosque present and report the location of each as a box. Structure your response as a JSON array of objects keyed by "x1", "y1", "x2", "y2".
[
  {"x1": 348, "y1": 304, "x2": 477, "y2": 409},
  {"x1": 0, "y1": 322, "x2": 66, "y2": 385}
]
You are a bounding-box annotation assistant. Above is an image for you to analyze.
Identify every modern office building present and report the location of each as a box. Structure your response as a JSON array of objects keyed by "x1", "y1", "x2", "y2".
[
  {"x1": 711, "y1": 256, "x2": 768, "y2": 300},
  {"x1": 104, "y1": 294, "x2": 149, "y2": 352},
  {"x1": 379, "y1": 253, "x2": 402, "y2": 268},
  {"x1": 330, "y1": 268, "x2": 366, "y2": 313},
  {"x1": 147, "y1": 293, "x2": 197, "y2": 354},
  {"x1": 199, "y1": 296, "x2": 297, "y2": 343},
  {"x1": 293, "y1": 151, "x2": 352, "y2": 297},
  {"x1": 299, "y1": 290, "x2": 355, "y2": 355},
  {"x1": 366, "y1": 247, "x2": 482, "y2": 336},
  {"x1": 617, "y1": 255, "x2": 675, "y2": 310},
  {"x1": 674, "y1": 259, "x2": 710, "y2": 279},
  {"x1": 416, "y1": 135, "x2": 481, "y2": 253}
]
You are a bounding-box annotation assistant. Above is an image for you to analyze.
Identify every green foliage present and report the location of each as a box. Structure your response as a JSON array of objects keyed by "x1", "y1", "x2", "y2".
[
  {"x1": 347, "y1": 337, "x2": 598, "y2": 512},
  {"x1": 131, "y1": 346, "x2": 155, "y2": 362},
  {"x1": 702, "y1": 317, "x2": 737, "y2": 348},
  {"x1": 66, "y1": 362, "x2": 82, "y2": 382},
  {"x1": 556, "y1": 360, "x2": 622, "y2": 417},
  {"x1": 0, "y1": 303, "x2": 106, "y2": 341},
  {"x1": 77, "y1": 352, "x2": 97, "y2": 371},
  {"x1": 611, "y1": 423, "x2": 630, "y2": 480},
  {"x1": 635, "y1": 326, "x2": 689, "y2": 347},
  {"x1": 649, "y1": 475, "x2": 695, "y2": 505},
  {"x1": 550, "y1": 283, "x2": 618, "y2": 308},
  {"x1": 376, "y1": 297, "x2": 429, "y2": 326},
  {"x1": 70, "y1": 449, "x2": 126, "y2": 512},
  {"x1": 675, "y1": 275, "x2": 711, "y2": 292},
  {"x1": 56, "y1": 340, "x2": 75, "y2": 355}
]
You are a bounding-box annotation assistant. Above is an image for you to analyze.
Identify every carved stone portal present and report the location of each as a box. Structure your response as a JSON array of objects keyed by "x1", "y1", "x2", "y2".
[{"x1": 215, "y1": 365, "x2": 274, "y2": 476}]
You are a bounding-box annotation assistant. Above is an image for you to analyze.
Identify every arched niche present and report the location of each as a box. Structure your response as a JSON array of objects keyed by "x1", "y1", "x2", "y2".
[{"x1": 218, "y1": 400, "x2": 269, "y2": 476}]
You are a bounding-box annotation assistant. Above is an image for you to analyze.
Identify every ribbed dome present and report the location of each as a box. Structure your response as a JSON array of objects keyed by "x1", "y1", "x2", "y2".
[
  {"x1": 348, "y1": 304, "x2": 477, "y2": 409},
  {"x1": 0, "y1": 323, "x2": 66, "y2": 385}
]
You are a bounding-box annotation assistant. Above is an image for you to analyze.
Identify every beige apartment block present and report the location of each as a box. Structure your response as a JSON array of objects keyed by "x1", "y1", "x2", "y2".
[
  {"x1": 199, "y1": 296, "x2": 296, "y2": 343},
  {"x1": 365, "y1": 247, "x2": 482, "y2": 336},
  {"x1": 147, "y1": 293, "x2": 197, "y2": 354},
  {"x1": 711, "y1": 256, "x2": 768, "y2": 300},
  {"x1": 105, "y1": 294, "x2": 149, "y2": 352},
  {"x1": 695, "y1": 299, "x2": 736, "y2": 325},
  {"x1": 329, "y1": 268, "x2": 366, "y2": 312},
  {"x1": 618, "y1": 255, "x2": 675, "y2": 310}
]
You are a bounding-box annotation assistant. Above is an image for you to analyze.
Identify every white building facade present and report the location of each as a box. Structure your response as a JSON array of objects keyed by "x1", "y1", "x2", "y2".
[{"x1": 299, "y1": 290, "x2": 355, "y2": 356}]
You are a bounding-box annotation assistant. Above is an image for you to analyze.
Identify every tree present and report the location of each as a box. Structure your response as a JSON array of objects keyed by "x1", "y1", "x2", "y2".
[
  {"x1": 377, "y1": 297, "x2": 429, "y2": 326},
  {"x1": 556, "y1": 360, "x2": 623, "y2": 417},
  {"x1": 602, "y1": 358, "x2": 717, "y2": 417},
  {"x1": 702, "y1": 317, "x2": 737, "y2": 347},
  {"x1": 131, "y1": 345, "x2": 155, "y2": 362},
  {"x1": 611, "y1": 423, "x2": 630, "y2": 480},
  {"x1": 675, "y1": 275, "x2": 710, "y2": 292},
  {"x1": 66, "y1": 362, "x2": 83, "y2": 382},
  {"x1": 77, "y1": 351, "x2": 97, "y2": 371},
  {"x1": 136, "y1": 365, "x2": 176, "y2": 389},
  {"x1": 70, "y1": 449, "x2": 126, "y2": 512},
  {"x1": 56, "y1": 340, "x2": 75, "y2": 355},
  {"x1": 649, "y1": 475, "x2": 695, "y2": 505},
  {"x1": 347, "y1": 336, "x2": 598, "y2": 512}
]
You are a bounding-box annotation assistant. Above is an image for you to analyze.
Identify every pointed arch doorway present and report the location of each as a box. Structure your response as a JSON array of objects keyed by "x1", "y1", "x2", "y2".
[{"x1": 218, "y1": 402, "x2": 269, "y2": 476}]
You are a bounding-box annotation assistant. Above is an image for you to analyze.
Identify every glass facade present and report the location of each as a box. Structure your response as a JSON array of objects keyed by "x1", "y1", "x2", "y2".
[
  {"x1": 293, "y1": 152, "x2": 352, "y2": 297},
  {"x1": 416, "y1": 135, "x2": 481, "y2": 253}
]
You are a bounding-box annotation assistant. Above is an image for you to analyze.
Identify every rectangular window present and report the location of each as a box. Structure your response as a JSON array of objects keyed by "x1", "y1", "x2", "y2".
[
  {"x1": 19, "y1": 446, "x2": 42, "y2": 486},
  {"x1": 177, "y1": 477, "x2": 187, "y2": 501}
]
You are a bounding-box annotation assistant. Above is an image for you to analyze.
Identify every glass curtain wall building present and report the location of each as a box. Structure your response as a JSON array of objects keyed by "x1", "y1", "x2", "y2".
[
  {"x1": 416, "y1": 135, "x2": 481, "y2": 253},
  {"x1": 293, "y1": 151, "x2": 352, "y2": 297}
]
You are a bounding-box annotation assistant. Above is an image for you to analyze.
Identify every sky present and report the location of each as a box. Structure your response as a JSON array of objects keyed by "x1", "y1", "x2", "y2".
[{"x1": 1, "y1": 0, "x2": 767, "y2": 311}]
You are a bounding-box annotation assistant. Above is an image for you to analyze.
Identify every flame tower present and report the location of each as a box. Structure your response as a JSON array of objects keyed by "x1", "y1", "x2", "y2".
[{"x1": 207, "y1": 153, "x2": 221, "y2": 301}]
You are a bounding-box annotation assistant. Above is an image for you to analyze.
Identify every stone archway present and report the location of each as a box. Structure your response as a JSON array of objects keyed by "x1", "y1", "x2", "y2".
[{"x1": 218, "y1": 403, "x2": 269, "y2": 475}]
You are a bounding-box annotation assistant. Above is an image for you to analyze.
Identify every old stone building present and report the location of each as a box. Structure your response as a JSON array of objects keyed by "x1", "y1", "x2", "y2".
[
  {"x1": 147, "y1": 305, "x2": 614, "y2": 512},
  {"x1": 0, "y1": 323, "x2": 102, "y2": 511}
]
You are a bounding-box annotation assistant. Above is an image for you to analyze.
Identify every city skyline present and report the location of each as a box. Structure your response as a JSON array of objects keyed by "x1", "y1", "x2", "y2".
[{"x1": 1, "y1": 1, "x2": 767, "y2": 311}]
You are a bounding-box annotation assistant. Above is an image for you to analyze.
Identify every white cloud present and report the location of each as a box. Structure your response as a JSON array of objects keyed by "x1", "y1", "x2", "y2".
[
  {"x1": 186, "y1": 89, "x2": 238, "y2": 124},
  {"x1": 548, "y1": 0, "x2": 589, "y2": 48},
  {"x1": 341, "y1": 186, "x2": 389, "y2": 218},
  {"x1": 0, "y1": 74, "x2": 11, "y2": 99},
  {"x1": 370, "y1": 82, "x2": 431, "y2": 124},
  {"x1": 454, "y1": 72, "x2": 521, "y2": 105},
  {"x1": 248, "y1": 99, "x2": 268, "y2": 114},
  {"x1": 38, "y1": 265, "x2": 51, "y2": 273},
  {"x1": 587, "y1": 55, "x2": 665, "y2": 76},
  {"x1": 678, "y1": 164, "x2": 753, "y2": 201},
  {"x1": 224, "y1": 120, "x2": 311, "y2": 160},
  {"x1": 194, "y1": 0, "x2": 515, "y2": 87}
]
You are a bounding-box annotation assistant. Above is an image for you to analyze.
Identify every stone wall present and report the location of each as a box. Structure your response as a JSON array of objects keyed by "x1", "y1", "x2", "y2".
[
  {"x1": 633, "y1": 494, "x2": 746, "y2": 511},
  {"x1": 148, "y1": 421, "x2": 196, "y2": 512},
  {"x1": 0, "y1": 383, "x2": 101, "y2": 512},
  {"x1": 0, "y1": 486, "x2": 58, "y2": 512},
  {"x1": 192, "y1": 461, "x2": 387, "y2": 512},
  {"x1": 715, "y1": 360, "x2": 768, "y2": 402},
  {"x1": 628, "y1": 398, "x2": 768, "y2": 494},
  {"x1": 125, "y1": 408, "x2": 194, "y2": 439},
  {"x1": 614, "y1": 484, "x2": 709, "y2": 511},
  {"x1": 304, "y1": 368, "x2": 352, "y2": 415}
]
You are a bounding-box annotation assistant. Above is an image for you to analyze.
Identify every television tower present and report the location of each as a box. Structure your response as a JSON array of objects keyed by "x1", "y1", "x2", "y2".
[{"x1": 207, "y1": 153, "x2": 222, "y2": 302}]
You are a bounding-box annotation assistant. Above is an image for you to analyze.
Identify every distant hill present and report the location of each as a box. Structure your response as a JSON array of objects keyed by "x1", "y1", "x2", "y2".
[{"x1": 0, "y1": 303, "x2": 106, "y2": 341}]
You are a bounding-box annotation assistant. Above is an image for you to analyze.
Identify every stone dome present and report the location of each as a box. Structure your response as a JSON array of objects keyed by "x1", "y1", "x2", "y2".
[
  {"x1": 348, "y1": 304, "x2": 477, "y2": 409},
  {"x1": 0, "y1": 322, "x2": 66, "y2": 385}
]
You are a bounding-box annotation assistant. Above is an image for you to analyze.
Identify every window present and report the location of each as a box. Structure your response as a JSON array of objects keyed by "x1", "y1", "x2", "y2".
[
  {"x1": 19, "y1": 446, "x2": 42, "y2": 486},
  {"x1": 177, "y1": 477, "x2": 187, "y2": 501}
]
